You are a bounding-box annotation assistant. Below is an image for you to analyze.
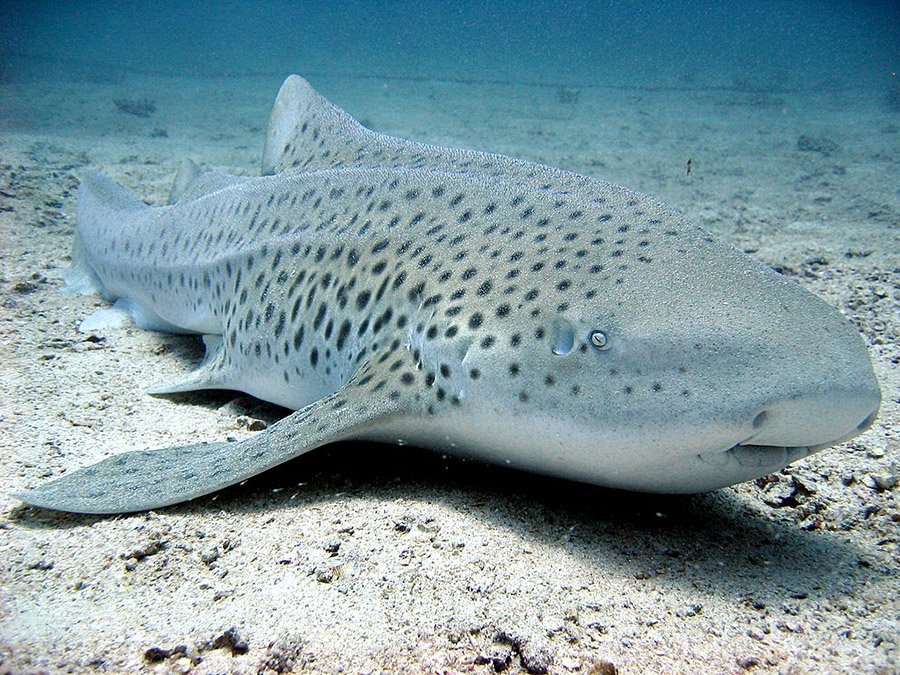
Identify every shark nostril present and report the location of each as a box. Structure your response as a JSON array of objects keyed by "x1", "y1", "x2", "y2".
[{"x1": 752, "y1": 410, "x2": 768, "y2": 430}]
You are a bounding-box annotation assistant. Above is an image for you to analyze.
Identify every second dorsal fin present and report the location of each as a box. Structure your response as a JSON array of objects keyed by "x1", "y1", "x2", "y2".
[{"x1": 169, "y1": 159, "x2": 249, "y2": 204}]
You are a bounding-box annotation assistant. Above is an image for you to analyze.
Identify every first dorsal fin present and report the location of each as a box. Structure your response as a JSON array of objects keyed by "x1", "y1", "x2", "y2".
[
  {"x1": 262, "y1": 75, "x2": 389, "y2": 175},
  {"x1": 260, "y1": 76, "x2": 600, "y2": 196}
]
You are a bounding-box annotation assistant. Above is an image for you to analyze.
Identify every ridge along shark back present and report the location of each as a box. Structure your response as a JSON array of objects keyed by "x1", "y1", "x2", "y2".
[{"x1": 16, "y1": 75, "x2": 880, "y2": 514}]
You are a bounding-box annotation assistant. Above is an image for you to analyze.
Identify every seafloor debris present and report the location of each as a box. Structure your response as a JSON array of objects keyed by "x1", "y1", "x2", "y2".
[
  {"x1": 208, "y1": 626, "x2": 249, "y2": 655},
  {"x1": 113, "y1": 97, "x2": 157, "y2": 118},
  {"x1": 887, "y1": 79, "x2": 900, "y2": 112},
  {"x1": 796, "y1": 134, "x2": 839, "y2": 155},
  {"x1": 556, "y1": 86, "x2": 581, "y2": 104}
]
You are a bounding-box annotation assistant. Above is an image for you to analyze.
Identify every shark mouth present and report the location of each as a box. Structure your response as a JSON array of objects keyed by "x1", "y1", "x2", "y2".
[
  {"x1": 696, "y1": 443, "x2": 809, "y2": 470},
  {"x1": 697, "y1": 408, "x2": 879, "y2": 471}
]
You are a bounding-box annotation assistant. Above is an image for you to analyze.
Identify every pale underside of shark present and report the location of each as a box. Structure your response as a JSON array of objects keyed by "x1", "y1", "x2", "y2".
[{"x1": 16, "y1": 76, "x2": 880, "y2": 514}]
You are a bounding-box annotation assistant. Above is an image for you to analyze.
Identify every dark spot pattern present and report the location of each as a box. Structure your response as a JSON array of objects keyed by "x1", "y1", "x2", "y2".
[{"x1": 88, "y1": 125, "x2": 694, "y2": 446}]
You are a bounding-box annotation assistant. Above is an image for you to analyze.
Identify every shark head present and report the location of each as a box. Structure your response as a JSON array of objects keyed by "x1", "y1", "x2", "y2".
[
  {"x1": 572, "y1": 229, "x2": 880, "y2": 492},
  {"x1": 414, "y1": 192, "x2": 881, "y2": 493}
]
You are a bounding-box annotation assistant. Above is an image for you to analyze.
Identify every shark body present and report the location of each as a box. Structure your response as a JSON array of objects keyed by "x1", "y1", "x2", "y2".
[{"x1": 18, "y1": 76, "x2": 880, "y2": 514}]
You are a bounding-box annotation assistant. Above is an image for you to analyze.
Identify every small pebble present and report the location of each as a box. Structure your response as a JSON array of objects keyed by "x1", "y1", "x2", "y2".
[
  {"x1": 521, "y1": 644, "x2": 552, "y2": 674},
  {"x1": 868, "y1": 473, "x2": 897, "y2": 491},
  {"x1": 122, "y1": 539, "x2": 168, "y2": 561},
  {"x1": 13, "y1": 280, "x2": 38, "y2": 294},
  {"x1": 200, "y1": 547, "x2": 220, "y2": 565},
  {"x1": 28, "y1": 559, "x2": 53, "y2": 571},
  {"x1": 588, "y1": 660, "x2": 619, "y2": 675},
  {"x1": 315, "y1": 565, "x2": 341, "y2": 583},
  {"x1": 144, "y1": 646, "x2": 172, "y2": 662},
  {"x1": 210, "y1": 626, "x2": 249, "y2": 655},
  {"x1": 236, "y1": 416, "x2": 267, "y2": 431},
  {"x1": 737, "y1": 655, "x2": 760, "y2": 669}
]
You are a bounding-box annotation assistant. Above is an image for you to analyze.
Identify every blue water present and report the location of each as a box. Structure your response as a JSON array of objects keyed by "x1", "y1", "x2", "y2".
[{"x1": 1, "y1": 0, "x2": 897, "y2": 92}]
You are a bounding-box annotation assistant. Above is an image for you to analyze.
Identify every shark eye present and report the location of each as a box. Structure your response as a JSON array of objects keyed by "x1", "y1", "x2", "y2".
[{"x1": 590, "y1": 330, "x2": 610, "y2": 350}]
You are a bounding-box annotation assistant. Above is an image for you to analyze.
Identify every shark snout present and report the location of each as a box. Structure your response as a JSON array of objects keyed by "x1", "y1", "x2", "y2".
[
  {"x1": 743, "y1": 385, "x2": 880, "y2": 450},
  {"x1": 685, "y1": 378, "x2": 880, "y2": 493},
  {"x1": 724, "y1": 271, "x2": 882, "y2": 455}
]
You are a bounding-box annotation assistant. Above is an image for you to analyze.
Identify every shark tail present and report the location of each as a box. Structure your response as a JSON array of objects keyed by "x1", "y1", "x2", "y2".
[
  {"x1": 63, "y1": 171, "x2": 149, "y2": 296},
  {"x1": 69, "y1": 172, "x2": 186, "y2": 333}
]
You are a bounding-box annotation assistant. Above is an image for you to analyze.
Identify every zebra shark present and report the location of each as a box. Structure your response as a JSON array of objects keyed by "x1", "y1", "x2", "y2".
[{"x1": 16, "y1": 76, "x2": 880, "y2": 514}]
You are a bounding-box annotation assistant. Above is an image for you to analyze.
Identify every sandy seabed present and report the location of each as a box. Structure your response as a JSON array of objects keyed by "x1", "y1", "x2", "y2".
[{"x1": 0, "y1": 73, "x2": 897, "y2": 674}]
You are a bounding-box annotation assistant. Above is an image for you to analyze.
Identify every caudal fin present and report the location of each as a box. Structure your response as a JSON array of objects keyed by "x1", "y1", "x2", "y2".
[{"x1": 64, "y1": 171, "x2": 149, "y2": 296}]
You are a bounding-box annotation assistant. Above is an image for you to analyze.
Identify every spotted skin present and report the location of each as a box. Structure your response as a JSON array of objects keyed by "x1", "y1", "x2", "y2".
[
  {"x1": 82, "y1": 165, "x2": 709, "y2": 412},
  {"x1": 17, "y1": 76, "x2": 880, "y2": 514}
]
